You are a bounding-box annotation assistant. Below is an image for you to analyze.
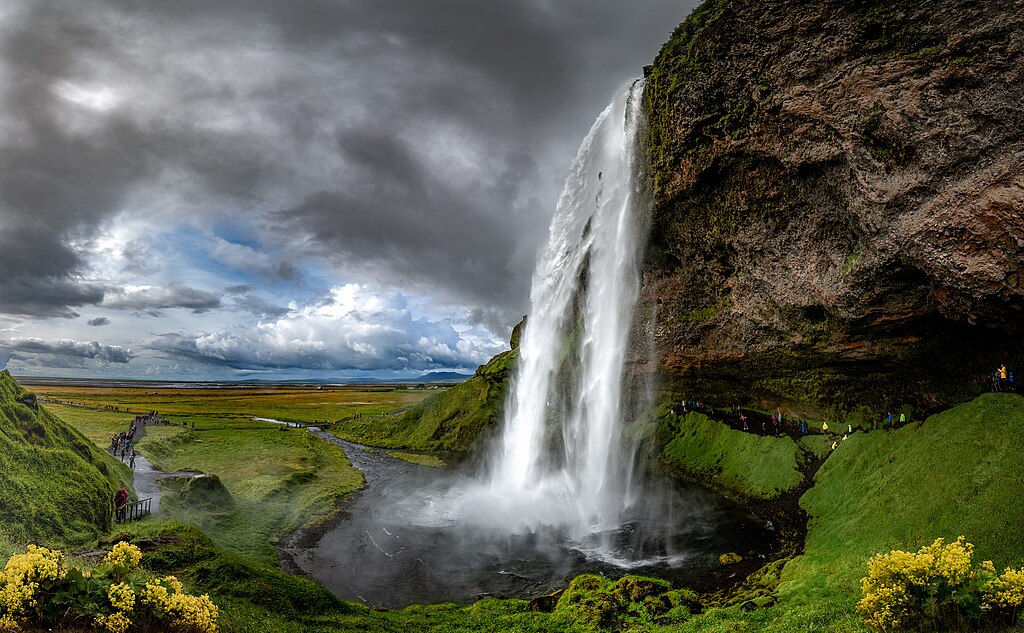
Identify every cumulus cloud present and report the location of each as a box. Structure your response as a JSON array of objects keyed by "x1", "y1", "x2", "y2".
[
  {"x1": 152, "y1": 284, "x2": 502, "y2": 371},
  {"x1": 102, "y1": 283, "x2": 221, "y2": 314},
  {"x1": 0, "y1": 336, "x2": 134, "y2": 363}
]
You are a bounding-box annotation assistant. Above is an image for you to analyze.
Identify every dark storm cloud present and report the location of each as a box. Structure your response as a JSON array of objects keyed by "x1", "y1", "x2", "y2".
[
  {"x1": 86, "y1": 316, "x2": 110, "y2": 326},
  {"x1": 0, "y1": 0, "x2": 696, "y2": 330},
  {"x1": 0, "y1": 336, "x2": 134, "y2": 363},
  {"x1": 102, "y1": 284, "x2": 222, "y2": 314}
]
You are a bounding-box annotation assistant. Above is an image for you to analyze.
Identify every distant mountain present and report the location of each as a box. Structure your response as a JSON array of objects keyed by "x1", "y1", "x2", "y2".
[{"x1": 413, "y1": 371, "x2": 474, "y2": 383}]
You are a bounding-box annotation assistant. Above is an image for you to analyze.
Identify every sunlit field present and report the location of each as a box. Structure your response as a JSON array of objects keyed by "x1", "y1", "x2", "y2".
[
  {"x1": 37, "y1": 382, "x2": 439, "y2": 564},
  {"x1": 30, "y1": 383, "x2": 440, "y2": 424}
]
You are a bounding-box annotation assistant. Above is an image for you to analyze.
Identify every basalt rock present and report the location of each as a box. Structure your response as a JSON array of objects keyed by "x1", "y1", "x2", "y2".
[{"x1": 641, "y1": 0, "x2": 1024, "y2": 415}]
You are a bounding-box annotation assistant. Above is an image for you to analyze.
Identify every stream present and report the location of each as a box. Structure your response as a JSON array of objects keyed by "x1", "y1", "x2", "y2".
[{"x1": 287, "y1": 430, "x2": 774, "y2": 609}]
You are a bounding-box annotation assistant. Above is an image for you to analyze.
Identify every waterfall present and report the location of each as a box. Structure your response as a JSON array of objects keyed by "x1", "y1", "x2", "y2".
[{"x1": 483, "y1": 79, "x2": 650, "y2": 539}]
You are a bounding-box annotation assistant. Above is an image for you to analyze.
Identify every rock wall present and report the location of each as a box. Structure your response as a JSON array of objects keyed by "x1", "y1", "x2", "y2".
[{"x1": 641, "y1": 0, "x2": 1024, "y2": 415}]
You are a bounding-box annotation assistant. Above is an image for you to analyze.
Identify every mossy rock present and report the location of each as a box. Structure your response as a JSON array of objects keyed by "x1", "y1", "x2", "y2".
[
  {"x1": 719, "y1": 552, "x2": 743, "y2": 565},
  {"x1": 159, "y1": 474, "x2": 234, "y2": 510},
  {"x1": 555, "y1": 574, "x2": 682, "y2": 630}
]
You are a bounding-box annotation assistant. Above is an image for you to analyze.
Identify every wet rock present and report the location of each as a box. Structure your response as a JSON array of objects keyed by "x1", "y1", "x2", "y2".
[
  {"x1": 641, "y1": 0, "x2": 1024, "y2": 413},
  {"x1": 529, "y1": 590, "x2": 562, "y2": 612}
]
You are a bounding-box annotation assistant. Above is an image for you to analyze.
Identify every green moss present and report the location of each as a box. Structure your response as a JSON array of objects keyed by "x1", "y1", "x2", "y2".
[
  {"x1": 0, "y1": 371, "x2": 127, "y2": 548},
  {"x1": 386, "y1": 451, "x2": 446, "y2": 468},
  {"x1": 678, "y1": 305, "x2": 722, "y2": 322},
  {"x1": 660, "y1": 412, "x2": 804, "y2": 499},
  {"x1": 554, "y1": 574, "x2": 688, "y2": 630}
]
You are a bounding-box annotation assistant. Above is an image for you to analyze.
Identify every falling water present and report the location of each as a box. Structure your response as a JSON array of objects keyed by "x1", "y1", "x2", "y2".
[
  {"x1": 299, "y1": 81, "x2": 776, "y2": 604},
  {"x1": 482, "y1": 78, "x2": 649, "y2": 540}
]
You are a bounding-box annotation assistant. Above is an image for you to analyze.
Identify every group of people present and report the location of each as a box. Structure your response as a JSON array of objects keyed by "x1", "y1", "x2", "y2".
[
  {"x1": 672, "y1": 398, "x2": 913, "y2": 441},
  {"x1": 109, "y1": 427, "x2": 138, "y2": 467},
  {"x1": 991, "y1": 363, "x2": 1016, "y2": 392}
]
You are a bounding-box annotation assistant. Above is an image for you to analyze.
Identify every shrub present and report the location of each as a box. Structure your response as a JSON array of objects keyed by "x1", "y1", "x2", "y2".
[
  {"x1": 0, "y1": 542, "x2": 218, "y2": 632},
  {"x1": 857, "y1": 536, "x2": 1024, "y2": 630}
]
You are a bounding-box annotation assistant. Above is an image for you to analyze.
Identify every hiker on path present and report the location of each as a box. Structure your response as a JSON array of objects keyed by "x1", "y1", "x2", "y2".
[
  {"x1": 129, "y1": 450, "x2": 137, "y2": 469},
  {"x1": 114, "y1": 487, "x2": 129, "y2": 521}
]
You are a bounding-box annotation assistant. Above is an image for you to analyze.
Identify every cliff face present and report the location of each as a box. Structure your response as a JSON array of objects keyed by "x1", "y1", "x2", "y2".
[
  {"x1": 0, "y1": 370, "x2": 121, "y2": 544},
  {"x1": 642, "y1": 0, "x2": 1024, "y2": 413}
]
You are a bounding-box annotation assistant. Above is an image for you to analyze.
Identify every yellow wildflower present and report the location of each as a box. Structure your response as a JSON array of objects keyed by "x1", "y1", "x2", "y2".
[
  {"x1": 985, "y1": 567, "x2": 1024, "y2": 608},
  {"x1": 95, "y1": 611, "x2": 131, "y2": 633},
  {"x1": 104, "y1": 542, "x2": 142, "y2": 570},
  {"x1": 108, "y1": 582, "x2": 136, "y2": 612}
]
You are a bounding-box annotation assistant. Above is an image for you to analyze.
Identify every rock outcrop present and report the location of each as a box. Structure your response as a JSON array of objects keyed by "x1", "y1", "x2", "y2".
[{"x1": 642, "y1": 0, "x2": 1024, "y2": 414}]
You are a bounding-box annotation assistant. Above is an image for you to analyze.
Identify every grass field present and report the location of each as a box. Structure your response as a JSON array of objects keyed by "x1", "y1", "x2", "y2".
[
  {"x1": 32, "y1": 383, "x2": 434, "y2": 424},
  {"x1": 38, "y1": 384, "x2": 430, "y2": 564},
  {"x1": 90, "y1": 389, "x2": 1024, "y2": 633}
]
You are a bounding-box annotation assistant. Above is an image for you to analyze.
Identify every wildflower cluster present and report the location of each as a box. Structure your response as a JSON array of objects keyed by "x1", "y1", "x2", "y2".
[
  {"x1": 0, "y1": 542, "x2": 218, "y2": 632},
  {"x1": 0, "y1": 545, "x2": 67, "y2": 628},
  {"x1": 858, "y1": 536, "x2": 1024, "y2": 630},
  {"x1": 141, "y1": 576, "x2": 218, "y2": 633},
  {"x1": 105, "y1": 542, "x2": 143, "y2": 571}
]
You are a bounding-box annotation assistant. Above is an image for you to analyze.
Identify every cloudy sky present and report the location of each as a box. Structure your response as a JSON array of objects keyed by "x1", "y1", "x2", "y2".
[{"x1": 0, "y1": 0, "x2": 695, "y2": 381}]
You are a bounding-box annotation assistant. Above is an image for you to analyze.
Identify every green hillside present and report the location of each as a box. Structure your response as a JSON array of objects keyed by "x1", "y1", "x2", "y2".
[
  {"x1": 0, "y1": 371, "x2": 128, "y2": 553},
  {"x1": 659, "y1": 411, "x2": 805, "y2": 500},
  {"x1": 329, "y1": 347, "x2": 516, "y2": 451},
  {"x1": 664, "y1": 392, "x2": 1024, "y2": 632}
]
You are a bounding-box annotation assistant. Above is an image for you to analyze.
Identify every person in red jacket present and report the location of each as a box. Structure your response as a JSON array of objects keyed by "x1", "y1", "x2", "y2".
[{"x1": 114, "y1": 487, "x2": 129, "y2": 521}]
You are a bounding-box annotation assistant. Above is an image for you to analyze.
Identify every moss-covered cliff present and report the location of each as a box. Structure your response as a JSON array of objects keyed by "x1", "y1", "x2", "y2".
[
  {"x1": 642, "y1": 0, "x2": 1024, "y2": 415},
  {"x1": 0, "y1": 371, "x2": 126, "y2": 547}
]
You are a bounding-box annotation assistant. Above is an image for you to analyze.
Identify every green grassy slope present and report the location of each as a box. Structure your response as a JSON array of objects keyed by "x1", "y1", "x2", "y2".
[
  {"x1": 132, "y1": 420, "x2": 363, "y2": 564},
  {"x1": 659, "y1": 411, "x2": 804, "y2": 500},
  {"x1": 784, "y1": 392, "x2": 1024, "y2": 602},
  {"x1": 656, "y1": 392, "x2": 1024, "y2": 632},
  {"x1": 329, "y1": 349, "x2": 515, "y2": 451},
  {"x1": 0, "y1": 371, "x2": 129, "y2": 551}
]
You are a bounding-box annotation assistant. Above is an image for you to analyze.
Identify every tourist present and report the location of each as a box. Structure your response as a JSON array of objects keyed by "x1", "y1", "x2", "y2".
[
  {"x1": 114, "y1": 487, "x2": 129, "y2": 521},
  {"x1": 129, "y1": 450, "x2": 137, "y2": 469},
  {"x1": 899, "y1": 412, "x2": 906, "y2": 426}
]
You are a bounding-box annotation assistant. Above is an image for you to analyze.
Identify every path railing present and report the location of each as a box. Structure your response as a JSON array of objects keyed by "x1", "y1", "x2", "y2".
[{"x1": 115, "y1": 498, "x2": 152, "y2": 523}]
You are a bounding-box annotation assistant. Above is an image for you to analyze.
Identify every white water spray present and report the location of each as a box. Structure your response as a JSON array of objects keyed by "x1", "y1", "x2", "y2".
[{"x1": 470, "y1": 79, "x2": 650, "y2": 539}]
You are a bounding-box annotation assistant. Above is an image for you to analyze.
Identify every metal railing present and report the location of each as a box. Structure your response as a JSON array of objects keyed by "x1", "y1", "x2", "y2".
[{"x1": 115, "y1": 497, "x2": 152, "y2": 523}]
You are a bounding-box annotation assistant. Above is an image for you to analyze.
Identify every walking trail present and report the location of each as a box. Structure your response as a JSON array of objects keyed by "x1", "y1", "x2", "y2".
[{"x1": 123, "y1": 422, "x2": 200, "y2": 515}]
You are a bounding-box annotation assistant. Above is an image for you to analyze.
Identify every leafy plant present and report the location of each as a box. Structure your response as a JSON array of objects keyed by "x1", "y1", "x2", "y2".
[
  {"x1": 0, "y1": 542, "x2": 218, "y2": 632},
  {"x1": 857, "y1": 536, "x2": 1024, "y2": 630}
]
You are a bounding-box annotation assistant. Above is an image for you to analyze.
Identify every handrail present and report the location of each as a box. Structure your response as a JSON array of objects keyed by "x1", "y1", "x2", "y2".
[{"x1": 114, "y1": 497, "x2": 152, "y2": 523}]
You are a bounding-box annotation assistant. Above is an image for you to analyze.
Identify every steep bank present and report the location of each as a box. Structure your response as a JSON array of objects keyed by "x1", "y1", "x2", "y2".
[
  {"x1": 328, "y1": 318, "x2": 522, "y2": 451},
  {"x1": 0, "y1": 371, "x2": 128, "y2": 549},
  {"x1": 642, "y1": 0, "x2": 1024, "y2": 415}
]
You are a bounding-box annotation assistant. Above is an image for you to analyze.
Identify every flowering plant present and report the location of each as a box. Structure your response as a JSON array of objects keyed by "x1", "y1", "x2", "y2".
[
  {"x1": 0, "y1": 542, "x2": 217, "y2": 632},
  {"x1": 858, "y1": 536, "x2": 1024, "y2": 630}
]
